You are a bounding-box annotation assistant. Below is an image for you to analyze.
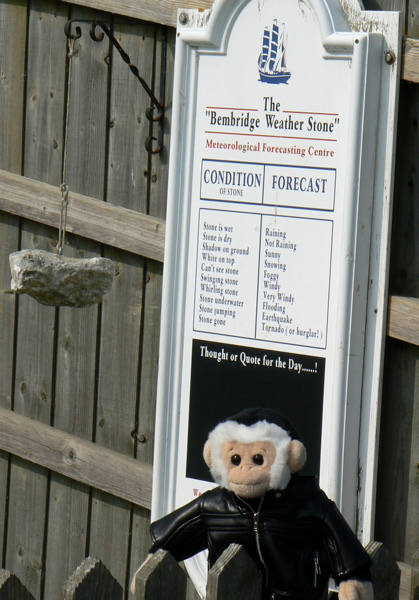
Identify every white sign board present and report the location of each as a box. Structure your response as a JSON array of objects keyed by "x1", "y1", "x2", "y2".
[{"x1": 152, "y1": 0, "x2": 401, "y2": 595}]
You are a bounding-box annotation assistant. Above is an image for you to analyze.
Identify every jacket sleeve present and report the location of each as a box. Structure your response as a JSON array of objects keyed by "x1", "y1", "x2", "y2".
[
  {"x1": 322, "y1": 501, "x2": 372, "y2": 583},
  {"x1": 149, "y1": 494, "x2": 209, "y2": 562}
]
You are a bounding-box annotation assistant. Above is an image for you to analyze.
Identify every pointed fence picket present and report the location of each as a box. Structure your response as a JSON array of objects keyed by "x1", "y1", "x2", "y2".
[
  {"x1": 131, "y1": 541, "x2": 402, "y2": 600},
  {"x1": 0, "y1": 541, "x2": 408, "y2": 600}
]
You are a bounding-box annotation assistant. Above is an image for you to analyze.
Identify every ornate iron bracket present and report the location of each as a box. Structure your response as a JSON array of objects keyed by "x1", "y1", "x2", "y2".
[{"x1": 64, "y1": 19, "x2": 165, "y2": 154}]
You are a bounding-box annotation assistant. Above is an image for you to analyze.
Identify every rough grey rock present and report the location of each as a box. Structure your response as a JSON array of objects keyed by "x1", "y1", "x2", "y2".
[{"x1": 9, "y1": 249, "x2": 115, "y2": 307}]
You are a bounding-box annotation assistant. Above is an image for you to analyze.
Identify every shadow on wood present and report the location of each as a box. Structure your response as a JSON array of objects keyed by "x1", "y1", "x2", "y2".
[
  {"x1": 366, "y1": 541, "x2": 400, "y2": 600},
  {"x1": 133, "y1": 549, "x2": 187, "y2": 600},
  {"x1": 0, "y1": 570, "x2": 35, "y2": 600},
  {"x1": 61, "y1": 557, "x2": 122, "y2": 600},
  {"x1": 412, "y1": 548, "x2": 419, "y2": 600},
  {"x1": 206, "y1": 543, "x2": 262, "y2": 600}
]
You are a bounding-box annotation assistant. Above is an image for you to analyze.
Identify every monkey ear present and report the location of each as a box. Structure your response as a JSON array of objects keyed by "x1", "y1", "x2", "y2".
[
  {"x1": 203, "y1": 440, "x2": 212, "y2": 468},
  {"x1": 288, "y1": 440, "x2": 307, "y2": 473}
]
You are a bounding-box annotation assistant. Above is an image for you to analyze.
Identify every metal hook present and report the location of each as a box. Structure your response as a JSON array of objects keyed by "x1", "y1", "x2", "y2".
[
  {"x1": 64, "y1": 19, "x2": 83, "y2": 40},
  {"x1": 89, "y1": 21, "x2": 106, "y2": 42},
  {"x1": 64, "y1": 19, "x2": 165, "y2": 154},
  {"x1": 145, "y1": 134, "x2": 162, "y2": 155}
]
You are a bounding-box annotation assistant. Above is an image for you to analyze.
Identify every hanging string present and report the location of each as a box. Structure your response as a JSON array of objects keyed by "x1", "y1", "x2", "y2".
[
  {"x1": 58, "y1": 184, "x2": 69, "y2": 255},
  {"x1": 58, "y1": 36, "x2": 75, "y2": 255}
]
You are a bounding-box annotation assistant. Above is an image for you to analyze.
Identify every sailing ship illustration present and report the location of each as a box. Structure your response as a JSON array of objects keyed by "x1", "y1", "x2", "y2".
[{"x1": 258, "y1": 20, "x2": 291, "y2": 84}]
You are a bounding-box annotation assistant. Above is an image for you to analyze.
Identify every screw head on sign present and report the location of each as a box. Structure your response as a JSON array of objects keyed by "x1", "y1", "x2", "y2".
[
  {"x1": 179, "y1": 13, "x2": 188, "y2": 25},
  {"x1": 384, "y1": 50, "x2": 396, "y2": 65}
]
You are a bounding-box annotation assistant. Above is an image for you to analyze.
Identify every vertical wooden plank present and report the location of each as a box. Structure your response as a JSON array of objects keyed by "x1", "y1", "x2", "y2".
[
  {"x1": 5, "y1": 1, "x2": 60, "y2": 593},
  {"x1": 130, "y1": 26, "x2": 176, "y2": 589},
  {"x1": 140, "y1": 25, "x2": 175, "y2": 463},
  {"x1": 62, "y1": 9, "x2": 110, "y2": 200},
  {"x1": 0, "y1": 0, "x2": 28, "y2": 559},
  {"x1": 88, "y1": 19, "x2": 153, "y2": 596},
  {"x1": 6, "y1": 254, "x2": 56, "y2": 599},
  {"x1": 148, "y1": 25, "x2": 174, "y2": 222},
  {"x1": 23, "y1": 0, "x2": 67, "y2": 186},
  {"x1": 3, "y1": 3, "x2": 68, "y2": 598},
  {"x1": 365, "y1": 541, "x2": 401, "y2": 600},
  {"x1": 411, "y1": 549, "x2": 419, "y2": 600},
  {"x1": 206, "y1": 545, "x2": 263, "y2": 600},
  {"x1": 133, "y1": 550, "x2": 187, "y2": 600},
  {"x1": 41, "y1": 5, "x2": 103, "y2": 589},
  {"x1": 375, "y1": 339, "x2": 419, "y2": 561},
  {"x1": 136, "y1": 26, "x2": 175, "y2": 463},
  {"x1": 44, "y1": 4, "x2": 109, "y2": 599},
  {"x1": 407, "y1": 0, "x2": 419, "y2": 36},
  {"x1": 14, "y1": 3, "x2": 97, "y2": 599},
  {"x1": 106, "y1": 19, "x2": 151, "y2": 213},
  {"x1": 388, "y1": 82, "x2": 419, "y2": 299},
  {"x1": 404, "y1": 359, "x2": 419, "y2": 563},
  {"x1": 0, "y1": 0, "x2": 27, "y2": 173}
]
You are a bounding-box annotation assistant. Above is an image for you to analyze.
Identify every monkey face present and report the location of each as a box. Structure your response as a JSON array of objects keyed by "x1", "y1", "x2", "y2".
[
  {"x1": 221, "y1": 440, "x2": 277, "y2": 498},
  {"x1": 203, "y1": 417, "x2": 306, "y2": 494}
]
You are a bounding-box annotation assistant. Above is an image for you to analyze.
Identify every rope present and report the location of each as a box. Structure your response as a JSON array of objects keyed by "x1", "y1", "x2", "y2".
[{"x1": 58, "y1": 36, "x2": 75, "y2": 255}]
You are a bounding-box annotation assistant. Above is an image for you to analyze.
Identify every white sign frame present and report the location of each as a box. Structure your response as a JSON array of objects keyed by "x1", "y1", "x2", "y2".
[{"x1": 152, "y1": 0, "x2": 401, "y2": 595}]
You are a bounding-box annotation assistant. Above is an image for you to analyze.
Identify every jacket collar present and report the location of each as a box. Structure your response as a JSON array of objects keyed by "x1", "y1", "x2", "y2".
[{"x1": 227, "y1": 475, "x2": 320, "y2": 509}]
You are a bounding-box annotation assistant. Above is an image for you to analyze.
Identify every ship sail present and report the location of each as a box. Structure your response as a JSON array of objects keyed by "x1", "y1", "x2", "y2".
[
  {"x1": 258, "y1": 27, "x2": 270, "y2": 70},
  {"x1": 273, "y1": 27, "x2": 285, "y2": 72},
  {"x1": 268, "y1": 21, "x2": 279, "y2": 74},
  {"x1": 258, "y1": 21, "x2": 291, "y2": 84}
]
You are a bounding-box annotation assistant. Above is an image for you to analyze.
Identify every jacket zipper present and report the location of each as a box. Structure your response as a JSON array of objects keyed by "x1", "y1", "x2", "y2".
[
  {"x1": 237, "y1": 495, "x2": 269, "y2": 586},
  {"x1": 313, "y1": 550, "x2": 321, "y2": 588}
]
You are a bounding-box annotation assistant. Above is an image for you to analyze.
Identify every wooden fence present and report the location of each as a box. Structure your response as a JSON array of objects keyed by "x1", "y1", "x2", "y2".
[
  {"x1": 0, "y1": 1, "x2": 176, "y2": 599},
  {"x1": 0, "y1": 0, "x2": 418, "y2": 599},
  {"x1": 0, "y1": 542, "x2": 409, "y2": 600}
]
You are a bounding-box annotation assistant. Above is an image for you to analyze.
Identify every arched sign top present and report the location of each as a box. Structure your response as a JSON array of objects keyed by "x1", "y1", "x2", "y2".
[{"x1": 177, "y1": 0, "x2": 367, "y2": 56}]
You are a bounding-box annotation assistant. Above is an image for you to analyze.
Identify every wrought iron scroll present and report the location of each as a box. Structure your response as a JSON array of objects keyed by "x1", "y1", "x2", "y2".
[{"x1": 64, "y1": 20, "x2": 165, "y2": 154}]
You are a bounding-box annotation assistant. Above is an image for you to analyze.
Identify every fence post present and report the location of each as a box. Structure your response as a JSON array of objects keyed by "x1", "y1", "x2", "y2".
[
  {"x1": 366, "y1": 541, "x2": 400, "y2": 600},
  {"x1": 206, "y1": 543, "x2": 263, "y2": 600},
  {"x1": 133, "y1": 549, "x2": 187, "y2": 600},
  {"x1": 61, "y1": 556, "x2": 122, "y2": 600},
  {"x1": 0, "y1": 570, "x2": 35, "y2": 600}
]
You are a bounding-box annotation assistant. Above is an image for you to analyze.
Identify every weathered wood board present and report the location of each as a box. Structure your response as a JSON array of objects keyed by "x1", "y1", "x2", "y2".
[
  {"x1": 129, "y1": 24, "x2": 177, "y2": 587},
  {"x1": 0, "y1": 1, "x2": 173, "y2": 598},
  {"x1": 0, "y1": 407, "x2": 153, "y2": 507},
  {"x1": 3, "y1": 2, "x2": 61, "y2": 594},
  {"x1": 0, "y1": 170, "x2": 166, "y2": 262},
  {"x1": 57, "y1": 0, "x2": 214, "y2": 27},
  {"x1": 0, "y1": 0, "x2": 27, "y2": 564},
  {"x1": 88, "y1": 13, "x2": 147, "y2": 588}
]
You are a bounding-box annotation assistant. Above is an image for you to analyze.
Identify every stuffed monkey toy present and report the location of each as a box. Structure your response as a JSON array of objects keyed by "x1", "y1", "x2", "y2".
[{"x1": 131, "y1": 408, "x2": 373, "y2": 600}]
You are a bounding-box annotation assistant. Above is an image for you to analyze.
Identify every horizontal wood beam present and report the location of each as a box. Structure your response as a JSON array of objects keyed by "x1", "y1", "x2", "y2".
[
  {"x1": 0, "y1": 407, "x2": 153, "y2": 510},
  {"x1": 402, "y1": 37, "x2": 419, "y2": 84},
  {"x1": 387, "y1": 295, "x2": 419, "y2": 347},
  {"x1": 58, "y1": 0, "x2": 214, "y2": 28},
  {"x1": 0, "y1": 170, "x2": 165, "y2": 262}
]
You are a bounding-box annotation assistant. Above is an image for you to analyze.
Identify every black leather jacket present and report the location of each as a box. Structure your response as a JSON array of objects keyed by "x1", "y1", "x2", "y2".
[{"x1": 150, "y1": 476, "x2": 371, "y2": 600}]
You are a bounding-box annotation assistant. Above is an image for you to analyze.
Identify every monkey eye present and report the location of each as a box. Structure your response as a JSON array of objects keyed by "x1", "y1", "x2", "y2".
[
  {"x1": 253, "y1": 454, "x2": 264, "y2": 466},
  {"x1": 231, "y1": 454, "x2": 241, "y2": 466}
]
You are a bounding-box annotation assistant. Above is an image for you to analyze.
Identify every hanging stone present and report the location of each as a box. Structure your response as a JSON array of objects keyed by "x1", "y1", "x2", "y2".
[{"x1": 9, "y1": 249, "x2": 115, "y2": 307}]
